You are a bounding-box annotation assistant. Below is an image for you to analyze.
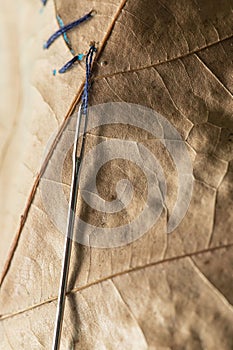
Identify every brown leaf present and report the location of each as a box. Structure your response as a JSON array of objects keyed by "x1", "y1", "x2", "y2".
[{"x1": 0, "y1": 0, "x2": 233, "y2": 349}]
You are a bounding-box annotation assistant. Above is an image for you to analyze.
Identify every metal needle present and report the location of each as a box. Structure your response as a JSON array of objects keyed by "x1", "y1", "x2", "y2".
[{"x1": 52, "y1": 104, "x2": 87, "y2": 350}]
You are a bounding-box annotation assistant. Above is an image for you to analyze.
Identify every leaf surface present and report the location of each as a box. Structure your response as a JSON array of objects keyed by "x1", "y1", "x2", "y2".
[{"x1": 0, "y1": 0, "x2": 233, "y2": 349}]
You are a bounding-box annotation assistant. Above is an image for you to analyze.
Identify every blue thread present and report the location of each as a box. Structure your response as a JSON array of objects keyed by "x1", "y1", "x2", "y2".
[
  {"x1": 44, "y1": 11, "x2": 94, "y2": 49},
  {"x1": 77, "y1": 53, "x2": 84, "y2": 60},
  {"x1": 53, "y1": 69, "x2": 57, "y2": 76},
  {"x1": 82, "y1": 45, "x2": 97, "y2": 114},
  {"x1": 41, "y1": 0, "x2": 47, "y2": 5},
  {"x1": 58, "y1": 54, "x2": 84, "y2": 74},
  {"x1": 56, "y1": 15, "x2": 71, "y2": 48}
]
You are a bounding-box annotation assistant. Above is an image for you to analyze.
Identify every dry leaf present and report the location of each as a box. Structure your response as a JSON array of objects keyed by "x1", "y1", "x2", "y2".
[{"x1": 0, "y1": 0, "x2": 233, "y2": 349}]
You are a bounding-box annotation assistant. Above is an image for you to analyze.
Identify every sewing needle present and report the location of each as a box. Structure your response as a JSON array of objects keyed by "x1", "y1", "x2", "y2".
[{"x1": 52, "y1": 104, "x2": 87, "y2": 350}]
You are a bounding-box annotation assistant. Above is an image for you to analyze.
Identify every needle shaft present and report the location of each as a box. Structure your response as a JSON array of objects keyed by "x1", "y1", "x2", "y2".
[{"x1": 52, "y1": 105, "x2": 86, "y2": 350}]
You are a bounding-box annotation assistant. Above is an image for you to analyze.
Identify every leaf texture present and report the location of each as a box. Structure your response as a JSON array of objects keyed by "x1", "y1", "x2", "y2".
[{"x1": 0, "y1": 0, "x2": 233, "y2": 349}]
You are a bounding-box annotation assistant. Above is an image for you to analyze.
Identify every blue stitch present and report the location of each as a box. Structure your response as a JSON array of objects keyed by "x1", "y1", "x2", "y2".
[
  {"x1": 77, "y1": 53, "x2": 84, "y2": 60},
  {"x1": 58, "y1": 54, "x2": 83, "y2": 74},
  {"x1": 44, "y1": 11, "x2": 94, "y2": 49},
  {"x1": 56, "y1": 15, "x2": 71, "y2": 47}
]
